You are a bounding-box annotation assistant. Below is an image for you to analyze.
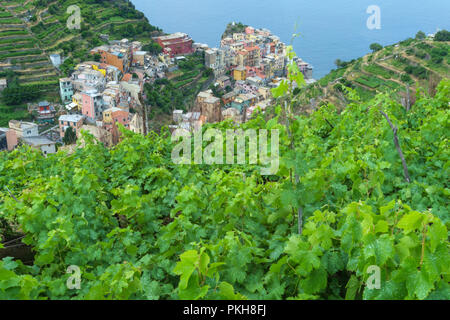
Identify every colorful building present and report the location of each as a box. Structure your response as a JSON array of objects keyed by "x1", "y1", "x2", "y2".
[
  {"x1": 91, "y1": 46, "x2": 131, "y2": 73},
  {"x1": 59, "y1": 114, "x2": 85, "y2": 138},
  {"x1": 233, "y1": 66, "x2": 247, "y2": 81},
  {"x1": 59, "y1": 78, "x2": 74, "y2": 104},
  {"x1": 155, "y1": 33, "x2": 194, "y2": 57},
  {"x1": 81, "y1": 90, "x2": 103, "y2": 121},
  {"x1": 102, "y1": 107, "x2": 130, "y2": 145},
  {"x1": 195, "y1": 90, "x2": 222, "y2": 123},
  {"x1": 37, "y1": 101, "x2": 55, "y2": 124}
]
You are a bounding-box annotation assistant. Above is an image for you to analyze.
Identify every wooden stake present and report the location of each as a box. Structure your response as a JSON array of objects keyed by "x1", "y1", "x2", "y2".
[{"x1": 380, "y1": 111, "x2": 411, "y2": 183}]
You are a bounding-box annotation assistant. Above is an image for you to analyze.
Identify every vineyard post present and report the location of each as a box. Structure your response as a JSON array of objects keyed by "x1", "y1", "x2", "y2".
[
  {"x1": 285, "y1": 98, "x2": 302, "y2": 235},
  {"x1": 406, "y1": 84, "x2": 411, "y2": 112},
  {"x1": 5, "y1": 186, "x2": 18, "y2": 203},
  {"x1": 380, "y1": 110, "x2": 411, "y2": 183}
]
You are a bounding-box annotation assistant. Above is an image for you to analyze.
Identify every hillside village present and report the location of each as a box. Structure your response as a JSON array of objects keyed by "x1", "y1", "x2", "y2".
[
  {"x1": 0, "y1": 24, "x2": 316, "y2": 155},
  {"x1": 0, "y1": 1, "x2": 447, "y2": 156}
]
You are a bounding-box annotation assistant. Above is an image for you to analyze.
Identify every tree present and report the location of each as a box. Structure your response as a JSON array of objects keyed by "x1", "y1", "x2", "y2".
[
  {"x1": 370, "y1": 43, "x2": 383, "y2": 52},
  {"x1": 334, "y1": 59, "x2": 343, "y2": 68},
  {"x1": 92, "y1": 53, "x2": 101, "y2": 62},
  {"x1": 204, "y1": 68, "x2": 213, "y2": 77},
  {"x1": 434, "y1": 29, "x2": 450, "y2": 42},
  {"x1": 63, "y1": 126, "x2": 77, "y2": 145},
  {"x1": 415, "y1": 31, "x2": 426, "y2": 40}
]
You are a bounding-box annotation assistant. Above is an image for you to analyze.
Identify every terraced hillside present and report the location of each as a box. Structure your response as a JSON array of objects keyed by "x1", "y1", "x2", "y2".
[
  {"x1": 0, "y1": 0, "x2": 160, "y2": 86},
  {"x1": 0, "y1": 2, "x2": 56, "y2": 87},
  {"x1": 0, "y1": 0, "x2": 161, "y2": 126},
  {"x1": 294, "y1": 36, "x2": 450, "y2": 112}
]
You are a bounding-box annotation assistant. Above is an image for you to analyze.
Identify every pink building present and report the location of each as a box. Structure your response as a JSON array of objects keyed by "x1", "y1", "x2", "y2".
[
  {"x1": 245, "y1": 27, "x2": 255, "y2": 34},
  {"x1": 6, "y1": 130, "x2": 18, "y2": 151},
  {"x1": 81, "y1": 90, "x2": 103, "y2": 121}
]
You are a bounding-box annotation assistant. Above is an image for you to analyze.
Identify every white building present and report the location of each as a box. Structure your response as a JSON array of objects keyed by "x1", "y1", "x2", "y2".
[{"x1": 22, "y1": 136, "x2": 56, "y2": 155}]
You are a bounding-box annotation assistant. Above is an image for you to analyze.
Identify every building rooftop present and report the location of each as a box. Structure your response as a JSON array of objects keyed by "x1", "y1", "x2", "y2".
[
  {"x1": 65, "y1": 102, "x2": 78, "y2": 111},
  {"x1": 9, "y1": 120, "x2": 37, "y2": 130},
  {"x1": 122, "y1": 73, "x2": 133, "y2": 82},
  {"x1": 205, "y1": 96, "x2": 220, "y2": 104},
  {"x1": 198, "y1": 91, "x2": 213, "y2": 99},
  {"x1": 104, "y1": 107, "x2": 126, "y2": 113},
  {"x1": 59, "y1": 114, "x2": 85, "y2": 123},
  {"x1": 37, "y1": 100, "x2": 49, "y2": 106},
  {"x1": 223, "y1": 91, "x2": 237, "y2": 99},
  {"x1": 234, "y1": 66, "x2": 247, "y2": 72},
  {"x1": 158, "y1": 32, "x2": 189, "y2": 41},
  {"x1": 22, "y1": 136, "x2": 56, "y2": 146}
]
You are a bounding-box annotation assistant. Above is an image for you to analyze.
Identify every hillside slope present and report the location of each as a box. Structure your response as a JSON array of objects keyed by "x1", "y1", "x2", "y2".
[
  {"x1": 294, "y1": 37, "x2": 450, "y2": 112},
  {"x1": 0, "y1": 0, "x2": 162, "y2": 126},
  {"x1": 0, "y1": 0, "x2": 160, "y2": 86}
]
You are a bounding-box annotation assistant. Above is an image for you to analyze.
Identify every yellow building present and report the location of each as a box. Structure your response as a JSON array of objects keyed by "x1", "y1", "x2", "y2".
[
  {"x1": 72, "y1": 92, "x2": 83, "y2": 112},
  {"x1": 92, "y1": 64, "x2": 107, "y2": 77},
  {"x1": 233, "y1": 66, "x2": 247, "y2": 81}
]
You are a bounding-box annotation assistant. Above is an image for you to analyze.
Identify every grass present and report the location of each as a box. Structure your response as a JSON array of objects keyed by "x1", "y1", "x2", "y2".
[
  {"x1": 0, "y1": 18, "x2": 22, "y2": 24},
  {"x1": 0, "y1": 49, "x2": 42, "y2": 59},
  {"x1": 0, "y1": 12, "x2": 13, "y2": 18},
  {"x1": 354, "y1": 85, "x2": 376, "y2": 101},
  {"x1": 354, "y1": 75, "x2": 384, "y2": 89},
  {"x1": 363, "y1": 64, "x2": 396, "y2": 79},
  {"x1": 0, "y1": 37, "x2": 32, "y2": 45},
  {"x1": 318, "y1": 68, "x2": 346, "y2": 86},
  {"x1": 0, "y1": 30, "x2": 28, "y2": 37},
  {"x1": 0, "y1": 43, "x2": 35, "y2": 51}
]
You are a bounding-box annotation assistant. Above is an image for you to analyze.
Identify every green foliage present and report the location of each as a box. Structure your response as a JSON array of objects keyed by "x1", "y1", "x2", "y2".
[
  {"x1": 142, "y1": 42, "x2": 163, "y2": 55},
  {"x1": 363, "y1": 64, "x2": 395, "y2": 79},
  {"x1": 62, "y1": 127, "x2": 77, "y2": 145},
  {"x1": 434, "y1": 30, "x2": 450, "y2": 42},
  {"x1": 0, "y1": 41, "x2": 448, "y2": 302},
  {"x1": 1, "y1": 83, "x2": 41, "y2": 105},
  {"x1": 354, "y1": 75, "x2": 384, "y2": 89},
  {"x1": 370, "y1": 43, "x2": 383, "y2": 52},
  {"x1": 415, "y1": 31, "x2": 426, "y2": 40},
  {"x1": 405, "y1": 65, "x2": 428, "y2": 79},
  {"x1": 144, "y1": 53, "x2": 209, "y2": 115},
  {"x1": 222, "y1": 22, "x2": 248, "y2": 38}
]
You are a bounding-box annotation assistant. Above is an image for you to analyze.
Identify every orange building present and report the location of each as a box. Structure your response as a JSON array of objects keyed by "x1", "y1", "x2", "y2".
[{"x1": 91, "y1": 47, "x2": 131, "y2": 73}]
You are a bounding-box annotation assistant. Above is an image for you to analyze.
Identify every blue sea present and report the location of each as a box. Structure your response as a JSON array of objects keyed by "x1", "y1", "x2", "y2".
[{"x1": 131, "y1": 0, "x2": 450, "y2": 79}]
